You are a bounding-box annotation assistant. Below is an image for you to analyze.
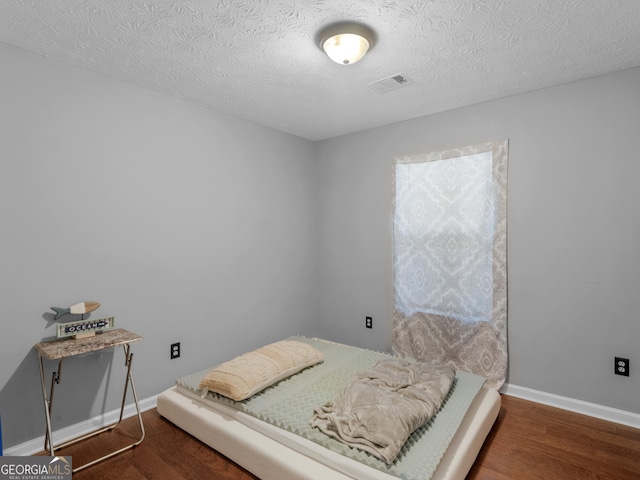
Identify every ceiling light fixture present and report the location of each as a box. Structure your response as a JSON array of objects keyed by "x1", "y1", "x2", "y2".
[{"x1": 316, "y1": 22, "x2": 376, "y2": 65}]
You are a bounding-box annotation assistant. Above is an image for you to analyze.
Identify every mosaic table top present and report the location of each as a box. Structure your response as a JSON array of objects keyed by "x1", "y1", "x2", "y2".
[{"x1": 34, "y1": 328, "x2": 142, "y2": 360}]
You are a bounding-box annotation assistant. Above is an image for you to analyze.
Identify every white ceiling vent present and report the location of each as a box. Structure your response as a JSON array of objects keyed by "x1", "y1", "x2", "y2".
[{"x1": 367, "y1": 73, "x2": 414, "y2": 93}]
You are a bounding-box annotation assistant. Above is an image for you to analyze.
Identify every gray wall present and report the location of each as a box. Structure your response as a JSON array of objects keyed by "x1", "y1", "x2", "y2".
[
  {"x1": 0, "y1": 43, "x2": 317, "y2": 448},
  {"x1": 2, "y1": 40, "x2": 639, "y2": 449},
  {"x1": 315, "y1": 66, "x2": 640, "y2": 414}
]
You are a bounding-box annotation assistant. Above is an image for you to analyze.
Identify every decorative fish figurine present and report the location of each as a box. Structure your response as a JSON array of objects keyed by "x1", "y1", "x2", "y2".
[{"x1": 50, "y1": 302, "x2": 100, "y2": 320}]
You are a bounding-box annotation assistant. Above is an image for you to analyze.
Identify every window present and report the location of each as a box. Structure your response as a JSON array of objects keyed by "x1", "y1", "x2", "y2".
[{"x1": 394, "y1": 150, "x2": 495, "y2": 323}]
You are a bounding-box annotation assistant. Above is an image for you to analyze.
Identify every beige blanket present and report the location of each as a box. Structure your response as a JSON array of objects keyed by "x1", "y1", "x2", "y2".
[{"x1": 310, "y1": 358, "x2": 455, "y2": 464}]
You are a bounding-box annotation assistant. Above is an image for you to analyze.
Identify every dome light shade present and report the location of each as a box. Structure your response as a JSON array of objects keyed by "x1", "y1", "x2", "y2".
[{"x1": 317, "y1": 22, "x2": 376, "y2": 65}]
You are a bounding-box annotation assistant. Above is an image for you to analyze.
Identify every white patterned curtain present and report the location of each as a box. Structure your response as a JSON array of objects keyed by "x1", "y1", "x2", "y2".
[{"x1": 392, "y1": 140, "x2": 508, "y2": 389}]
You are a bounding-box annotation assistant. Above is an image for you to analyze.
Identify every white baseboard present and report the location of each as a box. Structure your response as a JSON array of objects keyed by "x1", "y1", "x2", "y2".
[
  {"x1": 501, "y1": 383, "x2": 640, "y2": 429},
  {"x1": 4, "y1": 396, "x2": 157, "y2": 457}
]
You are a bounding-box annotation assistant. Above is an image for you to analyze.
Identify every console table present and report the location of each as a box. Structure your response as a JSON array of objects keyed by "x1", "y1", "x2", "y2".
[{"x1": 34, "y1": 328, "x2": 145, "y2": 472}]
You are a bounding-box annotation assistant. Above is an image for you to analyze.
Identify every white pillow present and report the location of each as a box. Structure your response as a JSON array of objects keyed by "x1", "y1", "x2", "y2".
[{"x1": 198, "y1": 340, "x2": 323, "y2": 401}]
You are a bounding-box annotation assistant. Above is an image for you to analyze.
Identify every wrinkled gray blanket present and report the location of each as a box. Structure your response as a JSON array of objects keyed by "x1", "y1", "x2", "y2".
[{"x1": 310, "y1": 358, "x2": 455, "y2": 464}]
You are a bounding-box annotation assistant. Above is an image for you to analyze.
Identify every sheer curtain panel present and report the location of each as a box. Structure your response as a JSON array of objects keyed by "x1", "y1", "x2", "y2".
[{"x1": 392, "y1": 140, "x2": 508, "y2": 389}]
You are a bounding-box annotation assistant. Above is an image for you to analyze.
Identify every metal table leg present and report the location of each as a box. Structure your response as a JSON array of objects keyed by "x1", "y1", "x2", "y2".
[
  {"x1": 37, "y1": 353, "x2": 57, "y2": 456},
  {"x1": 38, "y1": 344, "x2": 145, "y2": 472}
]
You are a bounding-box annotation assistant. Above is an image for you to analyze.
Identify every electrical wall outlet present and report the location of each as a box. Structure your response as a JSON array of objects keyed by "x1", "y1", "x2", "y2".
[
  {"x1": 171, "y1": 342, "x2": 181, "y2": 359},
  {"x1": 615, "y1": 357, "x2": 629, "y2": 376},
  {"x1": 365, "y1": 316, "x2": 372, "y2": 329}
]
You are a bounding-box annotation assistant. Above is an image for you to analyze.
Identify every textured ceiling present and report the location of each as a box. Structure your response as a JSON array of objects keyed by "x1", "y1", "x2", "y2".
[{"x1": 2, "y1": 0, "x2": 640, "y2": 141}]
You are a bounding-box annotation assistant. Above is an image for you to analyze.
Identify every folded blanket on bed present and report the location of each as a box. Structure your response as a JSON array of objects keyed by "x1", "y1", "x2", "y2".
[{"x1": 310, "y1": 358, "x2": 455, "y2": 464}]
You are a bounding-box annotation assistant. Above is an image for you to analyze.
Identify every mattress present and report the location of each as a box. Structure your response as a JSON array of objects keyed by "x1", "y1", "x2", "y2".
[{"x1": 158, "y1": 338, "x2": 500, "y2": 480}]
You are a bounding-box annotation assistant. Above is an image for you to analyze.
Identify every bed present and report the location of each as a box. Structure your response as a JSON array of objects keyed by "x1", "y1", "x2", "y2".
[{"x1": 157, "y1": 337, "x2": 500, "y2": 480}]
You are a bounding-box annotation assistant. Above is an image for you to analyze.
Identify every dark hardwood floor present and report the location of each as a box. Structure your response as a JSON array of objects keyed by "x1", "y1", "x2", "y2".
[
  {"x1": 39, "y1": 395, "x2": 640, "y2": 479},
  {"x1": 467, "y1": 396, "x2": 640, "y2": 480}
]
